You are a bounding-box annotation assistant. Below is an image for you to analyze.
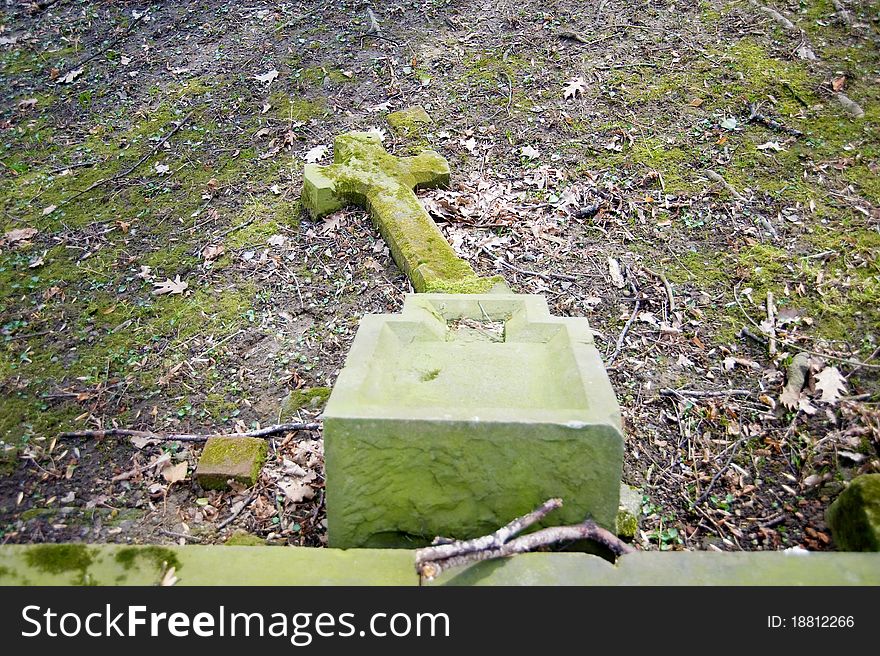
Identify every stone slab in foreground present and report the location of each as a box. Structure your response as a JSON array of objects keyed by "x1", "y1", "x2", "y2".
[
  {"x1": 427, "y1": 550, "x2": 880, "y2": 586},
  {"x1": 1, "y1": 545, "x2": 878, "y2": 586},
  {"x1": 323, "y1": 292, "x2": 624, "y2": 548}
]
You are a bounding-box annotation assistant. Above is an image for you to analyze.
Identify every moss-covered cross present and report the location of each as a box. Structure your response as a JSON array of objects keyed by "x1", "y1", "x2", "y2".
[{"x1": 301, "y1": 132, "x2": 505, "y2": 294}]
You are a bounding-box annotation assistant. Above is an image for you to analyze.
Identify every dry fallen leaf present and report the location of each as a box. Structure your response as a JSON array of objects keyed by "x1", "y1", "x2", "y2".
[
  {"x1": 607, "y1": 257, "x2": 625, "y2": 289},
  {"x1": 57, "y1": 68, "x2": 84, "y2": 84},
  {"x1": 563, "y1": 76, "x2": 587, "y2": 100},
  {"x1": 689, "y1": 97, "x2": 704, "y2": 107},
  {"x1": 814, "y1": 366, "x2": 846, "y2": 404},
  {"x1": 278, "y1": 480, "x2": 315, "y2": 504},
  {"x1": 520, "y1": 145, "x2": 540, "y2": 160},
  {"x1": 201, "y1": 244, "x2": 225, "y2": 261},
  {"x1": 161, "y1": 461, "x2": 188, "y2": 484},
  {"x1": 152, "y1": 275, "x2": 188, "y2": 295},
  {"x1": 3, "y1": 227, "x2": 38, "y2": 245},
  {"x1": 757, "y1": 141, "x2": 784, "y2": 152},
  {"x1": 254, "y1": 69, "x2": 278, "y2": 85},
  {"x1": 304, "y1": 145, "x2": 328, "y2": 163}
]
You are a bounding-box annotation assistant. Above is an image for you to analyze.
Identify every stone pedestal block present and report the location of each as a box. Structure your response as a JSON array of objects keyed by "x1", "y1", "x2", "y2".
[{"x1": 324, "y1": 293, "x2": 624, "y2": 548}]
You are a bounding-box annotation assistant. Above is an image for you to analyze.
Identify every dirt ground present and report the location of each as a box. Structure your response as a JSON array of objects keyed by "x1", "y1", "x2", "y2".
[{"x1": 0, "y1": 0, "x2": 878, "y2": 554}]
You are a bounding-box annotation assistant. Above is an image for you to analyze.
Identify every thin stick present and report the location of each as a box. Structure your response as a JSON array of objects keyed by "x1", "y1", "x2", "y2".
[
  {"x1": 493, "y1": 256, "x2": 577, "y2": 283},
  {"x1": 51, "y1": 110, "x2": 196, "y2": 212},
  {"x1": 695, "y1": 437, "x2": 747, "y2": 505},
  {"x1": 61, "y1": 12, "x2": 146, "y2": 75},
  {"x1": 594, "y1": 62, "x2": 658, "y2": 70},
  {"x1": 734, "y1": 285, "x2": 880, "y2": 369},
  {"x1": 159, "y1": 529, "x2": 204, "y2": 542},
  {"x1": 766, "y1": 291, "x2": 777, "y2": 356},
  {"x1": 218, "y1": 490, "x2": 258, "y2": 530},
  {"x1": 660, "y1": 389, "x2": 753, "y2": 398},
  {"x1": 607, "y1": 281, "x2": 641, "y2": 367},
  {"x1": 419, "y1": 498, "x2": 563, "y2": 563},
  {"x1": 644, "y1": 267, "x2": 675, "y2": 312},
  {"x1": 415, "y1": 498, "x2": 635, "y2": 581},
  {"x1": 704, "y1": 170, "x2": 747, "y2": 202},
  {"x1": 58, "y1": 422, "x2": 320, "y2": 443}
]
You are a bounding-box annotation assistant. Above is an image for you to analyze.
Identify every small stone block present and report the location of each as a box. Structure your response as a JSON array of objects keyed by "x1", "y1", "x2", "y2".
[
  {"x1": 617, "y1": 483, "x2": 641, "y2": 539},
  {"x1": 196, "y1": 436, "x2": 268, "y2": 490},
  {"x1": 324, "y1": 293, "x2": 624, "y2": 549},
  {"x1": 387, "y1": 105, "x2": 432, "y2": 136},
  {"x1": 826, "y1": 474, "x2": 880, "y2": 552}
]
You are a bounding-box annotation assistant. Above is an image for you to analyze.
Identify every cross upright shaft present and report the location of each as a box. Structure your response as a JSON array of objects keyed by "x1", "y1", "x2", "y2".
[{"x1": 301, "y1": 132, "x2": 504, "y2": 294}]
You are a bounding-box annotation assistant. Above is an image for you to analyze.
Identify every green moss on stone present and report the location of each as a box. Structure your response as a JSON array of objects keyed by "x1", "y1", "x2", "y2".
[
  {"x1": 114, "y1": 546, "x2": 181, "y2": 572},
  {"x1": 196, "y1": 436, "x2": 268, "y2": 490},
  {"x1": 225, "y1": 531, "x2": 265, "y2": 546},
  {"x1": 24, "y1": 544, "x2": 93, "y2": 574},
  {"x1": 387, "y1": 106, "x2": 432, "y2": 140},
  {"x1": 280, "y1": 387, "x2": 331, "y2": 419},
  {"x1": 826, "y1": 474, "x2": 880, "y2": 552},
  {"x1": 301, "y1": 132, "x2": 506, "y2": 294}
]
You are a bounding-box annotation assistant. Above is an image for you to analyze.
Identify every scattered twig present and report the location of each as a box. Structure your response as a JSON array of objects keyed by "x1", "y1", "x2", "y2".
[
  {"x1": 4, "y1": 329, "x2": 53, "y2": 341},
  {"x1": 660, "y1": 389, "x2": 753, "y2": 399},
  {"x1": 594, "y1": 62, "x2": 658, "y2": 70},
  {"x1": 835, "y1": 92, "x2": 864, "y2": 119},
  {"x1": 746, "y1": 103, "x2": 803, "y2": 137},
  {"x1": 695, "y1": 437, "x2": 748, "y2": 505},
  {"x1": 159, "y1": 529, "x2": 204, "y2": 542},
  {"x1": 59, "y1": 12, "x2": 146, "y2": 77},
  {"x1": 765, "y1": 291, "x2": 777, "y2": 356},
  {"x1": 0, "y1": 159, "x2": 19, "y2": 176},
  {"x1": 750, "y1": 0, "x2": 795, "y2": 30},
  {"x1": 607, "y1": 279, "x2": 641, "y2": 367},
  {"x1": 218, "y1": 489, "x2": 259, "y2": 529},
  {"x1": 58, "y1": 422, "x2": 320, "y2": 443},
  {"x1": 704, "y1": 170, "x2": 747, "y2": 202},
  {"x1": 493, "y1": 256, "x2": 577, "y2": 283},
  {"x1": 734, "y1": 285, "x2": 880, "y2": 369},
  {"x1": 50, "y1": 109, "x2": 196, "y2": 213},
  {"x1": 644, "y1": 267, "x2": 675, "y2": 313},
  {"x1": 500, "y1": 71, "x2": 513, "y2": 118},
  {"x1": 415, "y1": 499, "x2": 634, "y2": 581}
]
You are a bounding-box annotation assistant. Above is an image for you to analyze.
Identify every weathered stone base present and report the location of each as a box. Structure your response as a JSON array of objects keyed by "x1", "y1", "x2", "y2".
[{"x1": 324, "y1": 293, "x2": 624, "y2": 548}]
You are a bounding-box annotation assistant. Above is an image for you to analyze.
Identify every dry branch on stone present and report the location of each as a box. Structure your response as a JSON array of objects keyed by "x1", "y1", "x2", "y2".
[{"x1": 415, "y1": 498, "x2": 634, "y2": 581}]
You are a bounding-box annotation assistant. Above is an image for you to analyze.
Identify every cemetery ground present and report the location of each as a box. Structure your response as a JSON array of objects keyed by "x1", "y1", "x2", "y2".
[{"x1": 0, "y1": 0, "x2": 878, "y2": 555}]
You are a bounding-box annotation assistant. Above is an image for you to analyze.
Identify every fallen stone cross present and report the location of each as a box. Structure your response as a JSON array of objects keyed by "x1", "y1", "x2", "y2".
[
  {"x1": 302, "y1": 131, "x2": 505, "y2": 294},
  {"x1": 307, "y1": 126, "x2": 625, "y2": 549}
]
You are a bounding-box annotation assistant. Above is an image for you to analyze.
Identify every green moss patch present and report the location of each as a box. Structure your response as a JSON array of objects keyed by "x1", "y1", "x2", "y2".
[
  {"x1": 114, "y1": 546, "x2": 181, "y2": 572},
  {"x1": 24, "y1": 544, "x2": 93, "y2": 575},
  {"x1": 280, "y1": 386, "x2": 331, "y2": 420}
]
